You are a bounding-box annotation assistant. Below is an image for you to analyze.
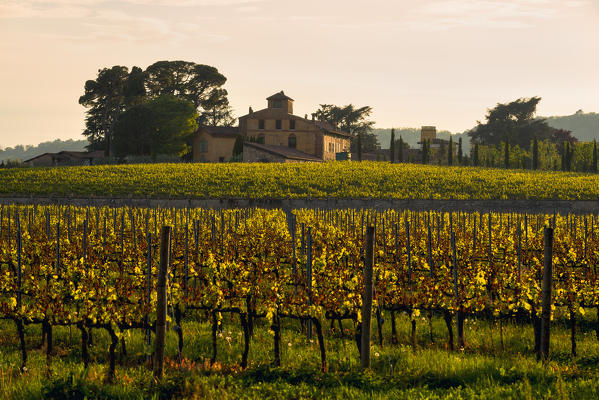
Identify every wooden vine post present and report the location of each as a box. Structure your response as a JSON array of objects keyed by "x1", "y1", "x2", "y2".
[
  {"x1": 539, "y1": 226, "x2": 553, "y2": 361},
  {"x1": 154, "y1": 226, "x2": 171, "y2": 380},
  {"x1": 361, "y1": 226, "x2": 375, "y2": 370}
]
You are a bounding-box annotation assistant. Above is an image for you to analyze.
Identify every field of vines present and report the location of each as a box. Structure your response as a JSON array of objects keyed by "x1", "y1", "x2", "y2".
[
  {"x1": 1, "y1": 202, "x2": 599, "y2": 389},
  {"x1": 2, "y1": 162, "x2": 599, "y2": 199}
]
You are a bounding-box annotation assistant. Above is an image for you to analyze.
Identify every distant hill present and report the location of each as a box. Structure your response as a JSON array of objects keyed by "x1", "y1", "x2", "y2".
[
  {"x1": 544, "y1": 111, "x2": 599, "y2": 142},
  {"x1": 374, "y1": 111, "x2": 599, "y2": 153},
  {"x1": 0, "y1": 139, "x2": 89, "y2": 163}
]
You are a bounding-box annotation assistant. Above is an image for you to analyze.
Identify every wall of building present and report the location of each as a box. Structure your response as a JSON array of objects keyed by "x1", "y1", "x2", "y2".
[
  {"x1": 322, "y1": 134, "x2": 351, "y2": 161},
  {"x1": 26, "y1": 154, "x2": 54, "y2": 167},
  {"x1": 193, "y1": 132, "x2": 237, "y2": 162}
]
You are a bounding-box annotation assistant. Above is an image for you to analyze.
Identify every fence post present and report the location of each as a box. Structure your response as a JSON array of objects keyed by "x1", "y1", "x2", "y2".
[
  {"x1": 154, "y1": 226, "x2": 171, "y2": 379},
  {"x1": 540, "y1": 227, "x2": 553, "y2": 361},
  {"x1": 306, "y1": 227, "x2": 313, "y2": 339},
  {"x1": 361, "y1": 226, "x2": 375, "y2": 370}
]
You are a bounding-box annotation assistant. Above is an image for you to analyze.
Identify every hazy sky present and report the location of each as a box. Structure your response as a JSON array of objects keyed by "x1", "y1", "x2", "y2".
[{"x1": 1, "y1": 0, "x2": 597, "y2": 147}]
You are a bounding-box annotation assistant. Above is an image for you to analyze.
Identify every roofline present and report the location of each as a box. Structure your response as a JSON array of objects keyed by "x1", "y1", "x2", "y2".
[{"x1": 243, "y1": 142, "x2": 321, "y2": 161}]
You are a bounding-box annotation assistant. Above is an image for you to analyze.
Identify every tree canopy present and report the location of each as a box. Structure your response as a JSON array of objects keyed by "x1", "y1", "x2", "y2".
[
  {"x1": 112, "y1": 95, "x2": 198, "y2": 158},
  {"x1": 468, "y1": 97, "x2": 557, "y2": 149},
  {"x1": 313, "y1": 104, "x2": 379, "y2": 152},
  {"x1": 80, "y1": 61, "x2": 233, "y2": 157}
]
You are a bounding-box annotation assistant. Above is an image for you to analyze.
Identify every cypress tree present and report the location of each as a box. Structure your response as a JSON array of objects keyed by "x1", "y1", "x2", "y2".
[
  {"x1": 504, "y1": 139, "x2": 510, "y2": 169},
  {"x1": 457, "y1": 137, "x2": 463, "y2": 165},
  {"x1": 532, "y1": 137, "x2": 539, "y2": 170},
  {"x1": 593, "y1": 139, "x2": 597, "y2": 173},
  {"x1": 567, "y1": 142, "x2": 574, "y2": 171},
  {"x1": 422, "y1": 140, "x2": 428, "y2": 164},
  {"x1": 448, "y1": 136, "x2": 453, "y2": 165},
  {"x1": 561, "y1": 142, "x2": 566, "y2": 171},
  {"x1": 398, "y1": 136, "x2": 404, "y2": 163},
  {"x1": 390, "y1": 128, "x2": 395, "y2": 163},
  {"x1": 473, "y1": 143, "x2": 479, "y2": 166},
  {"x1": 357, "y1": 131, "x2": 362, "y2": 161},
  {"x1": 232, "y1": 135, "x2": 244, "y2": 160}
]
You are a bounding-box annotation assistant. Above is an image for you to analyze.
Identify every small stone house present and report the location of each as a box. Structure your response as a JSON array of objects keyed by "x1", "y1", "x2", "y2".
[{"x1": 192, "y1": 126, "x2": 240, "y2": 162}]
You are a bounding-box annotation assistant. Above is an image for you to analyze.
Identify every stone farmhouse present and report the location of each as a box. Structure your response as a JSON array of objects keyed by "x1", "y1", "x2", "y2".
[
  {"x1": 23, "y1": 150, "x2": 104, "y2": 167},
  {"x1": 192, "y1": 91, "x2": 352, "y2": 163}
]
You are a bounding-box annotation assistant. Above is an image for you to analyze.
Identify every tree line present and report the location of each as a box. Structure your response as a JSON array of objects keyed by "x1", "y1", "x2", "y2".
[{"x1": 386, "y1": 97, "x2": 598, "y2": 172}]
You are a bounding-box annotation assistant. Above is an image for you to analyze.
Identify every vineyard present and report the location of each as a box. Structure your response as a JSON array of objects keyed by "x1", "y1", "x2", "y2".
[
  {"x1": 2, "y1": 162, "x2": 599, "y2": 199},
  {"x1": 1, "y1": 203, "x2": 599, "y2": 399}
]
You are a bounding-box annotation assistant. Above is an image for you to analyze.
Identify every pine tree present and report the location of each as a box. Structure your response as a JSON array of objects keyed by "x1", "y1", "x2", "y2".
[
  {"x1": 593, "y1": 139, "x2": 597, "y2": 173},
  {"x1": 532, "y1": 137, "x2": 539, "y2": 170},
  {"x1": 504, "y1": 139, "x2": 510, "y2": 169},
  {"x1": 457, "y1": 137, "x2": 463, "y2": 165},
  {"x1": 448, "y1": 136, "x2": 453, "y2": 165},
  {"x1": 398, "y1": 136, "x2": 404, "y2": 163},
  {"x1": 389, "y1": 128, "x2": 395, "y2": 164},
  {"x1": 473, "y1": 143, "x2": 479, "y2": 166},
  {"x1": 422, "y1": 140, "x2": 428, "y2": 164}
]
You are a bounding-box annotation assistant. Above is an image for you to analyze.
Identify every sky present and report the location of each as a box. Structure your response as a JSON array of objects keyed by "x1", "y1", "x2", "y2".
[{"x1": 0, "y1": 0, "x2": 598, "y2": 148}]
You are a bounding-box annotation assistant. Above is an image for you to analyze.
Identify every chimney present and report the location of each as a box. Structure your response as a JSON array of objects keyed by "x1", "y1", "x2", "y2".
[
  {"x1": 311, "y1": 114, "x2": 315, "y2": 121},
  {"x1": 304, "y1": 114, "x2": 308, "y2": 120},
  {"x1": 249, "y1": 106, "x2": 253, "y2": 114}
]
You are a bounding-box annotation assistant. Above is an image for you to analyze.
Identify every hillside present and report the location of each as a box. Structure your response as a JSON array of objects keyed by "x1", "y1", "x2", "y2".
[{"x1": 544, "y1": 111, "x2": 599, "y2": 142}]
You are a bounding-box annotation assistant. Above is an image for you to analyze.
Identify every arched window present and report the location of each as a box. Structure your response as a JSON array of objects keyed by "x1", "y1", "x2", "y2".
[
  {"x1": 288, "y1": 134, "x2": 297, "y2": 149},
  {"x1": 257, "y1": 134, "x2": 265, "y2": 144}
]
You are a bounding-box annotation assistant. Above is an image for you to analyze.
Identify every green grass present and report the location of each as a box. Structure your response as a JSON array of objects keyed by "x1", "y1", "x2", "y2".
[
  {"x1": 2, "y1": 310, "x2": 599, "y2": 399},
  {"x1": 2, "y1": 162, "x2": 599, "y2": 200}
]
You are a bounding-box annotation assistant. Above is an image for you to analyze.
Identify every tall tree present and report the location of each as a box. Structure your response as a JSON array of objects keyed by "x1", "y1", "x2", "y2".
[
  {"x1": 473, "y1": 143, "x2": 479, "y2": 166},
  {"x1": 532, "y1": 137, "x2": 539, "y2": 170},
  {"x1": 504, "y1": 139, "x2": 510, "y2": 169},
  {"x1": 232, "y1": 135, "x2": 244, "y2": 161},
  {"x1": 422, "y1": 140, "x2": 429, "y2": 164},
  {"x1": 79, "y1": 66, "x2": 130, "y2": 155},
  {"x1": 468, "y1": 97, "x2": 555, "y2": 150},
  {"x1": 593, "y1": 139, "x2": 597, "y2": 173},
  {"x1": 389, "y1": 128, "x2": 395, "y2": 163},
  {"x1": 357, "y1": 131, "x2": 362, "y2": 161},
  {"x1": 313, "y1": 104, "x2": 378, "y2": 153},
  {"x1": 457, "y1": 137, "x2": 463, "y2": 165},
  {"x1": 112, "y1": 95, "x2": 198, "y2": 158},
  {"x1": 398, "y1": 136, "x2": 404, "y2": 163},
  {"x1": 144, "y1": 61, "x2": 231, "y2": 126},
  {"x1": 448, "y1": 136, "x2": 453, "y2": 165}
]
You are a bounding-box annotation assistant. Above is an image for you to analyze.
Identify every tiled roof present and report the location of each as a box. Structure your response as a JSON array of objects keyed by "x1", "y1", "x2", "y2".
[
  {"x1": 312, "y1": 121, "x2": 353, "y2": 138},
  {"x1": 266, "y1": 91, "x2": 294, "y2": 101},
  {"x1": 200, "y1": 126, "x2": 240, "y2": 138},
  {"x1": 244, "y1": 142, "x2": 321, "y2": 161},
  {"x1": 24, "y1": 150, "x2": 104, "y2": 163}
]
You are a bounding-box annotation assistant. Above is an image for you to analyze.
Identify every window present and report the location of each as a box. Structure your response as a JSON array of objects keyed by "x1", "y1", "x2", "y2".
[
  {"x1": 276, "y1": 120, "x2": 282, "y2": 130},
  {"x1": 288, "y1": 134, "x2": 297, "y2": 149},
  {"x1": 257, "y1": 134, "x2": 265, "y2": 144},
  {"x1": 290, "y1": 119, "x2": 296, "y2": 130},
  {"x1": 273, "y1": 100, "x2": 282, "y2": 108},
  {"x1": 259, "y1": 119, "x2": 265, "y2": 129},
  {"x1": 198, "y1": 141, "x2": 208, "y2": 153},
  {"x1": 329, "y1": 143, "x2": 334, "y2": 153}
]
